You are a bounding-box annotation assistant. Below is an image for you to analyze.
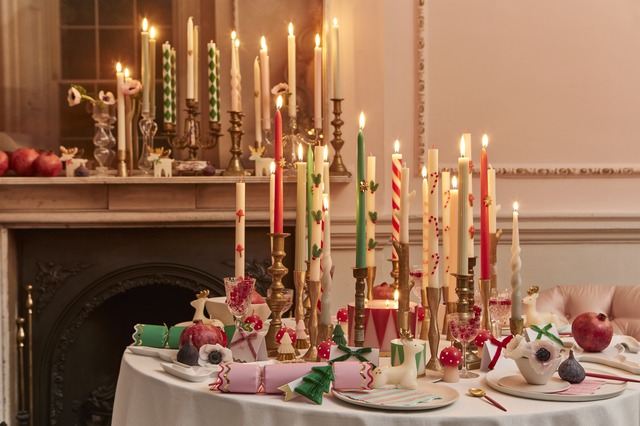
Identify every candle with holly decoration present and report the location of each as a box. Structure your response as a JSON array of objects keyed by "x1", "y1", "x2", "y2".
[{"x1": 309, "y1": 145, "x2": 324, "y2": 281}]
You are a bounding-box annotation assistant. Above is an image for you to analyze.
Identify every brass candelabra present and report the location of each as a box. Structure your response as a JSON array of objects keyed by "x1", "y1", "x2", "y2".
[
  {"x1": 223, "y1": 110, "x2": 251, "y2": 176},
  {"x1": 167, "y1": 99, "x2": 220, "y2": 165},
  {"x1": 265, "y1": 233, "x2": 290, "y2": 356}
]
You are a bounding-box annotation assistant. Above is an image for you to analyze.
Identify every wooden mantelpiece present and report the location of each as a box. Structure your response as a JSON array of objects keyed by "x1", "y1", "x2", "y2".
[{"x1": 0, "y1": 175, "x2": 351, "y2": 227}]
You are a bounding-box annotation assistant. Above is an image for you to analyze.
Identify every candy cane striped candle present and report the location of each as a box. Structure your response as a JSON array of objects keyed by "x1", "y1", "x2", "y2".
[
  {"x1": 207, "y1": 41, "x2": 220, "y2": 122},
  {"x1": 170, "y1": 48, "x2": 177, "y2": 124},
  {"x1": 391, "y1": 140, "x2": 402, "y2": 259},
  {"x1": 162, "y1": 42, "x2": 172, "y2": 124},
  {"x1": 441, "y1": 171, "x2": 451, "y2": 289}
]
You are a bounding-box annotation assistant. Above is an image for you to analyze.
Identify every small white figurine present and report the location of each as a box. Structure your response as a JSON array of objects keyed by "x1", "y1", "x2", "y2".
[
  {"x1": 147, "y1": 147, "x2": 173, "y2": 177},
  {"x1": 523, "y1": 286, "x2": 566, "y2": 328},
  {"x1": 371, "y1": 338, "x2": 422, "y2": 390}
]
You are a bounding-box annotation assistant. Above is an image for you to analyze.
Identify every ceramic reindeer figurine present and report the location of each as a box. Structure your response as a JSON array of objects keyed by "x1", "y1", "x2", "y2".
[
  {"x1": 147, "y1": 146, "x2": 174, "y2": 177},
  {"x1": 190, "y1": 290, "x2": 210, "y2": 323},
  {"x1": 523, "y1": 285, "x2": 566, "y2": 328},
  {"x1": 371, "y1": 337, "x2": 422, "y2": 390}
]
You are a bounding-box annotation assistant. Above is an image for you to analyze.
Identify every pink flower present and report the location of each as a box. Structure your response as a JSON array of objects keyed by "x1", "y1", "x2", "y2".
[
  {"x1": 98, "y1": 90, "x2": 115, "y2": 105},
  {"x1": 67, "y1": 86, "x2": 82, "y2": 107},
  {"x1": 120, "y1": 79, "x2": 142, "y2": 96}
]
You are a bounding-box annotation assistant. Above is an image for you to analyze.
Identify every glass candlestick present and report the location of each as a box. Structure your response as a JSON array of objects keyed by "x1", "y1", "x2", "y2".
[
  {"x1": 138, "y1": 111, "x2": 157, "y2": 173},
  {"x1": 92, "y1": 103, "x2": 111, "y2": 175}
]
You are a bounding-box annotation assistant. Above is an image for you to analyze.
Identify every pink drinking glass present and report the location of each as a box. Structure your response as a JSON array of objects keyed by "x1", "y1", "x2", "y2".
[{"x1": 448, "y1": 313, "x2": 481, "y2": 378}]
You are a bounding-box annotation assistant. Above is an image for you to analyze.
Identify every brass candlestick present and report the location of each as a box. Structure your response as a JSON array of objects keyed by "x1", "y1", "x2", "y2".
[
  {"x1": 223, "y1": 110, "x2": 250, "y2": 176},
  {"x1": 454, "y1": 273, "x2": 472, "y2": 315},
  {"x1": 366, "y1": 266, "x2": 376, "y2": 300},
  {"x1": 293, "y1": 270, "x2": 309, "y2": 349},
  {"x1": 169, "y1": 99, "x2": 220, "y2": 163},
  {"x1": 479, "y1": 279, "x2": 492, "y2": 331},
  {"x1": 352, "y1": 267, "x2": 368, "y2": 347},
  {"x1": 393, "y1": 241, "x2": 412, "y2": 336},
  {"x1": 265, "y1": 232, "x2": 290, "y2": 356},
  {"x1": 116, "y1": 149, "x2": 127, "y2": 177},
  {"x1": 490, "y1": 230, "x2": 503, "y2": 291},
  {"x1": 16, "y1": 317, "x2": 28, "y2": 424},
  {"x1": 389, "y1": 258, "x2": 400, "y2": 292},
  {"x1": 466, "y1": 257, "x2": 477, "y2": 310},
  {"x1": 302, "y1": 280, "x2": 321, "y2": 361},
  {"x1": 510, "y1": 317, "x2": 524, "y2": 336},
  {"x1": 329, "y1": 98, "x2": 351, "y2": 176},
  {"x1": 425, "y1": 287, "x2": 443, "y2": 372}
]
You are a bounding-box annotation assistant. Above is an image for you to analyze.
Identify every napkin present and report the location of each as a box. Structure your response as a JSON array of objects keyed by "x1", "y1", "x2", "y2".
[
  {"x1": 554, "y1": 380, "x2": 604, "y2": 395},
  {"x1": 336, "y1": 388, "x2": 441, "y2": 406}
]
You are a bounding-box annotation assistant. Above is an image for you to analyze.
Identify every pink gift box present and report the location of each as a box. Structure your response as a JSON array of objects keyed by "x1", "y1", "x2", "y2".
[
  {"x1": 263, "y1": 362, "x2": 326, "y2": 394},
  {"x1": 212, "y1": 363, "x2": 262, "y2": 393},
  {"x1": 332, "y1": 361, "x2": 374, "y2": 391}
]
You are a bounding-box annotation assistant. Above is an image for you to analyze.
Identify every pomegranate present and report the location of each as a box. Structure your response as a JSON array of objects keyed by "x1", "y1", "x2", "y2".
[
  {"x1": 572, "y1": 312, "x2": 613, "y2": 352},
  {"x1": 372, "y1": 283, "x2": 395, "y2": 300},
  {"x1": 0, "y1": 150, "x2": 9, "y2": 176},
  {"x1": 10, "y1": 148, "x2": 39, "y2": 176},
  {"x1": 34, "y1": 151, "x2": 62, "y2": 177},
  {"x1": 179, "y1": 320, "x2": 228, "y2": 350}
]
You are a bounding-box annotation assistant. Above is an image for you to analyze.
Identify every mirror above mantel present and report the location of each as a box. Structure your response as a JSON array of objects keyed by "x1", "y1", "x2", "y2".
[{"x1": 0, "y1": 0, "x2": 326, "y2": 173}]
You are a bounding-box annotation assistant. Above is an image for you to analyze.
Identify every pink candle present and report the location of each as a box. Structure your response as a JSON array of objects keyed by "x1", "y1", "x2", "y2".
[
  {"x1": 480, "y1": 135, "x2": 490, "y2": 280},
  {"x1": 274, "y1": 96, "x2": 284, "y2": 233}
]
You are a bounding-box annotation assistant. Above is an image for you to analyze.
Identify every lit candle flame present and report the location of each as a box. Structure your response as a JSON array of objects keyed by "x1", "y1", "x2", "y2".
[
  {"x1": 261, "y1": 36, "x2": 267, "y2": 52},
  {"x1": 116, "y1": 62, "x2": 122, "y2": 73},
  {"x1": 333, "y1": 18, "x2": 339, "y2": 27},
  {"x1": 124, "y1": 68, "x2": 130, "y2": 78},
  {"x1": 513, "y1": 201, "x2": 519, "y2": 213},
  {"x1": 359, "y1": 112, "x2": 365, "y2": 130},
  {"x1": 235, "y1": 39, "x2": 240, "y2": 48},
  {"x1": 149, "y1": 26, "x2": 156, "y2": 40},
  {"x1": 451, "y1": 175, "x2": 458, "y2": 189},
  {"x1": 422, "y1": 166, "x2": 427, "y2": 179},
  {"x1": 297, "y1": 144, "x2": 303, "y2": 162},
  {"x1": 482, "y1": 134, "x2": 489, "y2": 149},
  {"x1": 460, "y1": 135, "x2": 466, "y2": 158},
  {"x1": 276, "y1": 95, "x2": 283, "y2": 110},
  {"x1": 394, "y1": 140, "x2": 400, "y2": 154},
  {"x1": 231, "y1": 31, "x2": 237, "y2": 41},
  {"x1": 142, "y1": 18, "x2": 148, "y2": 32},
  {"x1": 315, "y1": 34, "x2": 320, "y2": 48},
  {"x1": 323, "y1": 145, "x2": 328, "y2": 162},
  {"x1": 288, "y1": 23, "x2": 294, "y2": 36},
  {"x1": 270, "y1": 161, "x2": 276, "y2": 175},
  {"x1": 323, "y1": 195, "x2": 329, "y2": 212}
]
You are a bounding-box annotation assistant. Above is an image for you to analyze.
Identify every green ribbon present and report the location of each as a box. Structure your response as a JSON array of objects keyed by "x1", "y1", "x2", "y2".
[
  {"x1": 330, "y1": 345, "x2": 377, "y2": 369},
  {"x1": 531, "y1": 324, "x2": 564, "y2": 347}
]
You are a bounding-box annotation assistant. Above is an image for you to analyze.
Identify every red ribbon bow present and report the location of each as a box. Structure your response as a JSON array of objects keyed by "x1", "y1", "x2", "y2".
[{"x1": 488, "y1": 334, "x2": 514, "y2": 370}]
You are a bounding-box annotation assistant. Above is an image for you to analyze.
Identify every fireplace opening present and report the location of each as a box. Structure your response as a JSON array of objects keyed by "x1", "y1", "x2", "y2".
[{"x1": 15, "y1": 226, "x2": 292, "y2": 425}]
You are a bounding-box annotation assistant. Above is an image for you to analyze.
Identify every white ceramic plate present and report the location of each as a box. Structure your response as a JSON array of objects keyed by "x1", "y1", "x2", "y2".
[
  {"x1": 332, "y1": 382, "x2": 458, "y2": 411},
  {"x1": 421, "y1": 370, "x2": 444, "y2": 383},
  {"x1": 157, "y1": 348, "x2": 179, "y2": 362},
  {"x1": 497, "y1": 374, "x2": 570, "y2": 393},
  {"x1": 160, "y1": 362, "x2": 219, "y2": 382},
  {"x1": 128, "y1": 346, "x2": 160, "y2": 357},
  {"x1": 485, "y1": 369, "x2": 627, "y2": 402}
]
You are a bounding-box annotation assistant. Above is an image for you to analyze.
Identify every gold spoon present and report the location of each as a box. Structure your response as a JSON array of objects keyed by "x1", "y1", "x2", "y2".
[{"x1": 468, "y1": 388, "x2": 507, "y2": 412}]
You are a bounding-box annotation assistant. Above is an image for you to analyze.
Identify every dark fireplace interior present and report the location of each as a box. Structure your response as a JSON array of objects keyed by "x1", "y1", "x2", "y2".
[{"x1": 15, "y1": 226, "x2": 294, "y2": 426}]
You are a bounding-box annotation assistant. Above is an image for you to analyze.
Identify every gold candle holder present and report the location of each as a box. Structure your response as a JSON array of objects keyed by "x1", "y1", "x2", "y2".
[
  {"x1": 169, "y1": 99, "x2": 219, "y2": 164},
  {"x1": 293, "y1": 270, "x2": 306, "y2": 326},
  {"x1": 393, "y1": 241, "x2": 412, "y2": 336},
  {"x1": 223, "y1": 110, "x2": 250, "y2": 176},
  {"x1": 116, "y1": 149, "x2": 128, "y2": 177},
  {"x1": 479, "y1": 279, "x2": 492, "y2": 331},
  {"x1": 510, "y1": 317, "x2": 524, "y2": 336},
  {"x1": 454, "y1": 273, "x2": 472, "y2": 315},
  {"x1": 302, "y1": 280, "x2": 321, "y2": 361},
  {"x1": 366, "y1": 265, "x2": 376, "y2": 301},
  {"x1": 26, "y1": 284, "x2": 34, "y2": 426},
  {"x1": 265, "y1": 233, "x2": 290, "y2": 356},
  {"x1": 352, "y1": 267, "x2": 368, "y2": 347},
  {"x1": 389, "y1": 258, "x2": 400, "y2": 292},
  {"x1": 490, "y1": 230, "x2": 503, "y2": 291},
  {"x1": 317, "y1": 323, "x2": 334, "y2": 345},
  {"x1": 419, "y1": 287, "x2": 428, "y2": 340},
  {"x1": 466, "y1": 257, "x2": 477, "y2": 310},
  {"x1": 16, "y1": 318, "x2": 27, "y2": 415},
  {"x1": 425, "y1": 287, "x2": 443, "y2": 372},
  {"x1": 329, "y1": 98, "x2": 351, "y2": 176}
]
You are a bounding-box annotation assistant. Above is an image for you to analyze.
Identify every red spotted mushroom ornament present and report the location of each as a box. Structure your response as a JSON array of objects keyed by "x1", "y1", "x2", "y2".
[
  {"x1": 318, "y1": 339, "x2": 334, "y2": 360},
  {"x1": 474, "y1": 330, "x2": 493, "y2": 360},
  {"x1": 276, "y1": 327, "x2": 297, "y2": 345},
  {"x1": 439, "y1": 346, "x2": 463, "y2": 383},
  {"x1": 337, "y1": 307, "x2": 349, "y2": 324}
]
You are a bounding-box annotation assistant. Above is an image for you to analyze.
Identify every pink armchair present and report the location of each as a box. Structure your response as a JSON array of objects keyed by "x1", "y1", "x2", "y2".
[{"x1": 536, "y1": 285, "x2": 640, "y2": 340}]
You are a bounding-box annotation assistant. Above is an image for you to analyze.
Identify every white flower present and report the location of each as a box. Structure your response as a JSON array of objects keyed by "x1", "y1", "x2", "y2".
[
  {"x1": 99, "y1": 90, "x2": 116, "y2": 105},
  {"x1": 504, "y1": 335, "x2": 530, "y2": 360},
  {"x1": 271, "y1": 82, "x2": 289, "y2": 95},
  {"x1": 120, "y1": 79, "x2": 142, "y2": 96},
  {"x1": 528, "y1": 339, "x2": 561, "y2": 375},
  {"x1": 67, "y1": 86, "x2": 82, "y2": 107},
  {"x1": 198, "y1": 344, "x2": 233, "y2": 367}
]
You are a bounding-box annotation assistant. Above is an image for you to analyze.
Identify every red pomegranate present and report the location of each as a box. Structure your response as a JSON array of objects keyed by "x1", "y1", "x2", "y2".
[
  {"x1": 34, "y1": 151, "x2": 62, "y2": 177},
  {"x1": 179, "y1": 320, "x2": 228, "y2": 350},
  {"x1": 10, "y1": 148, "x2": 40, "y2": 176},
  {"x1": 372, "y1": 283, "x2": 395, "y2": 300},
  {"x1": 0, "y1": 150, "x2": 9, "y2": 176},
  {"x1": 572, "y1": 312, "x2": 613, "y2": 352}
]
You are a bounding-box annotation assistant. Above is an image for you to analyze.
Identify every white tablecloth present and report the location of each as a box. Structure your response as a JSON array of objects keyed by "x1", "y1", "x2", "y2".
[{"x1": 112, "y1": 349, "x2": 640, "y2": 426}]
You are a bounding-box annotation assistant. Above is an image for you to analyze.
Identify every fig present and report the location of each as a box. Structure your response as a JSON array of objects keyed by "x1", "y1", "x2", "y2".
[
  {"x1": 558, "y1": 350, "x2": 585, "y2": 384},
  {"x1": 176, "y1": 336, "x2": 199, "y2": 366},
  {"x1": 74, "y1": 165, "x2": 90, "y2": 177},
  {"x1": 202, "y1": 165, "x2": 216, "y2": 176}
]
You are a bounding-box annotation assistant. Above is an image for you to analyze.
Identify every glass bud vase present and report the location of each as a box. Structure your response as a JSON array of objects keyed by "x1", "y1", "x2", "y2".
[
  {"x1": 138, "y1": 112, "x2": 157, "y2": 174},
  {"x1": 92, "y1": 103, "x2": 111, "y2": 175}
]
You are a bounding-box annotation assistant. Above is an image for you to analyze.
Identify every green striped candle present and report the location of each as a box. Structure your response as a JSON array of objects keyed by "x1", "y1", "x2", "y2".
[
  {"x1": 162, "y1": 42, "x2": 172, "y2": 124},
  {"x1": 170, "y1": 47, "x2": 177, "y2": 125},
  {"x1": 207, "y1": 41, "x2": 220, "y2": 122}
]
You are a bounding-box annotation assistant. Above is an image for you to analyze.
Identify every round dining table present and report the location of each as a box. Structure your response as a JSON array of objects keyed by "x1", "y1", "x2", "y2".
[{"x1": 112, "y1": 342, "x2": 640, "y2": 426}]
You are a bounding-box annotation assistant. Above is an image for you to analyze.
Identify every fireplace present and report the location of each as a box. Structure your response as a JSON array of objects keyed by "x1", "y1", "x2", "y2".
[{"x1": 0, "y1": 178, "x2": 300, "y2": 425}]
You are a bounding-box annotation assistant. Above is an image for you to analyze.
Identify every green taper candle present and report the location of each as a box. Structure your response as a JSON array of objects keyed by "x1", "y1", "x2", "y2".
[{"x1": 356, "y1": 112, "x2": 366, "y2": 268}]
